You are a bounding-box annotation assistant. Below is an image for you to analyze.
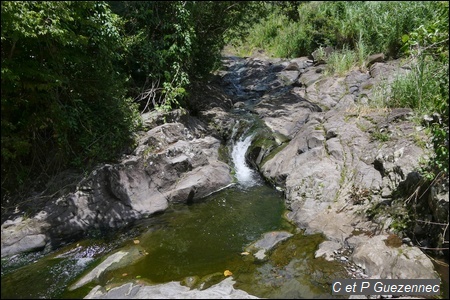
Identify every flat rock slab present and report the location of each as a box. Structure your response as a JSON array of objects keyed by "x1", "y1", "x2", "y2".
[
  {"x1": 351, "y1": 235, "x2": 440, "y2": 279},
  {"x1": 246, "y1": 231, "x2": 293, "y2": 260},
  {"x1": 315, "y1": 240, "x2": 342, "y2": 261},
  {"x1": 70, "y1": 246, "x2": 147, "y2": 291},
  {"x1": 84, "y1": 277, "x2": 259, "y2": 299}
]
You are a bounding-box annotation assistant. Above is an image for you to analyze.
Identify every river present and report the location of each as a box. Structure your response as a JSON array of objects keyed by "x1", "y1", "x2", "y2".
[{"x1": 1, "y1": 128, "x2": 350, "y2": 299}]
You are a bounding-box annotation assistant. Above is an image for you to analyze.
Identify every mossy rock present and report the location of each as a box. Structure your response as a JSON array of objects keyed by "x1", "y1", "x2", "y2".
[
  {"x1": 181, "y1": 275, "x2": 200, "y2": 288},
  {"x1": 198, "y1": 272, "x2": 226, "y2": 290},
  {"x1": 384, "y1": 234, "x2": 403, "y2": 248}
]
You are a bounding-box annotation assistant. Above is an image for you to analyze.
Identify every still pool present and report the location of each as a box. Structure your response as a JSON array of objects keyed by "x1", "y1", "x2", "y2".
[{"x1": 1, "y1": 183, "x2": 351, "y2": 299}]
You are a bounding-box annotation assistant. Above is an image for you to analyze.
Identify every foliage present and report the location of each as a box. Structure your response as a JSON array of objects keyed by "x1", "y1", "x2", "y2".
[
  {"x1": 238, "y1": 1, "x2": 444, "y2": 59},
  {"x1": 325, "y1": 46, "x2": 357, "y2": 76},
  {"x1": 186, "y1": 2, "x2": 267, "y2": 77},
  {"x1": 392, "y1": 1, "x2": 449, "y2": 178},
  {"x1": 110, "y1": 1, "x2": 266, "y2": 113},
  {"x1": 108, "y1": 1, "x2": 193, "y2": 112},
  {"x1": 1, "y1": 1, "x2": 267, "y2": 204},
  {"x1": 1, "y1": 1, "x2": 140, "y2": 200}
]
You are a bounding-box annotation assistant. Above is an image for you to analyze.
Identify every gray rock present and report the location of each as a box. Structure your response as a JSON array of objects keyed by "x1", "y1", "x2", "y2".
[
  {"x1": 298, "y1": 68, "x2": 324, "y2": 87},
  {"x1": 246, "y1": 231, "x2": 293, "y2": 260},
  {"x1": 315, "y1": 241, "x2": 341, "y2": 261},
  {"x1": 84, "y1": 277, "x2": 259, "y2": 299},
  {"x1": 1, "y1": 217, "x2": 50, "y2": 257},
  {"x1": 367, "y1": 53, "x2": 385, "y2": 66},
  {"x1": 351, "y1": 235, "x2": 439, "y2": 279},
  {"x1": 1, "y1": 115, "x2": 233, "y2": 258}
]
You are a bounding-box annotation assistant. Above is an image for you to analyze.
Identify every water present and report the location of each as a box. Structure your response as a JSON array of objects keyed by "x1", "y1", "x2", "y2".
[
  {"x1": 100, "y1": 185, "x2": 292, "y2": 284},
  {"x1": 1, "y1": 127, "x2": 386, "y2": 299},
  {"x1": 0, "y1": 132, "x2": 349, "y2": 298},
  {"x1": 1, "y1": 127, "x2": 293, "y2": 298},
  {"x1": 1, "y1": 185, "x2": 295, "y2": 299},
  {"x1": 231, "y1": 133, "x2": 261, "y2": 187},
  {"x1": 0, "y1": 118, "x2": 350, "y2": 299}
]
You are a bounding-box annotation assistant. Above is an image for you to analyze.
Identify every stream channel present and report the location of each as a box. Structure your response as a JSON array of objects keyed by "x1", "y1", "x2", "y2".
[
  {"x1": 0, "y1": 124, "x2": 349, "y2": 299},
  {"x1": 1, "y1": 56, "x2": 352, "y2": 299}
]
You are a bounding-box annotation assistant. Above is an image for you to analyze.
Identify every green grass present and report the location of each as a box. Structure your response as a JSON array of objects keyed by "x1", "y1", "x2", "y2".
[{"x1": 325, "y1": 47, "x2": 357, "y2": 76}]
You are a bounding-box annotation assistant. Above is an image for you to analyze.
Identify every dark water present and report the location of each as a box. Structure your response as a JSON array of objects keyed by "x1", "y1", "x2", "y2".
[
  {"x1": 2, "y1": 185, "x2": 445, "y2": 299},
  {"x1": 0, "y1": 184, "x2": 294, "y2": 298},
  {"x1": 103, "y1": 184, "x2": 293, "y2": 284}
]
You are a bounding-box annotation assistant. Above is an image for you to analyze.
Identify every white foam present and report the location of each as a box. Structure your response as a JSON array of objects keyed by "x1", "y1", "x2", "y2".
[{"x1": 231, "y1": 134, "x2": 260, "y2": 187}]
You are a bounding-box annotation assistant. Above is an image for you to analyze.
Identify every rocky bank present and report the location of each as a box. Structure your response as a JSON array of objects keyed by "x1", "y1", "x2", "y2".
[{"x1": 1, "y1": 49, "x2": 448, "y2": 298}]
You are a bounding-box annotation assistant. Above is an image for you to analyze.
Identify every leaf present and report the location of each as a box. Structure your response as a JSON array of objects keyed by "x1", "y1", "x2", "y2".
[
  {"x1": 401, "y1": 34, "x2": 409, "y2": 43},
  {"x1": 240, "y1": 251, "x2": 250, "y2": 256},
  {"x1": 223, "y1": 270, "x2": 233, "y2": 277},
  {"x1": 133, "y1": 239, "x2": 140, "y2": 244}
]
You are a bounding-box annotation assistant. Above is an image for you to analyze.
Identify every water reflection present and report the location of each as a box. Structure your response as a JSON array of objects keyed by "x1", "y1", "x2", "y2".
[{"x1": 1, "y1": 184, "x2": 291, "y2": 299}]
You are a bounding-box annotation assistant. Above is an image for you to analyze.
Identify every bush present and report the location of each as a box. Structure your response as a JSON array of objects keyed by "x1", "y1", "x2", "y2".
[
  {"x1": 1, "y1": 2, "x2": 141, "y2": 200},
  {"x1": 238, "y1": 1, "x2": 444, "y2": 59}
]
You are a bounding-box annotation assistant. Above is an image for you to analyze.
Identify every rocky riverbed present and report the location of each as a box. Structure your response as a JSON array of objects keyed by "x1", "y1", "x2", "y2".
[{"x1": 1, "y1": 48, "x2": 448, "y2": 298}]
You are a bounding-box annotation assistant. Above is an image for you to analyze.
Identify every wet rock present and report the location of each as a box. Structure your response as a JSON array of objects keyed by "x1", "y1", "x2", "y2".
[
  {"x1": 245, "y1": 231, "x2": 293, "y2": 260},
  {"x1": 70, "y1": 246, "x2": 148, "y2": 291},
  {"x1": 84, "y1": 277, "x2": 259, "y2": 299}
]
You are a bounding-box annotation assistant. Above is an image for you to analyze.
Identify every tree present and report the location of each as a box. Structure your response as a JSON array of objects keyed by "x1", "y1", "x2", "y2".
[
  {"x1": 1, "y1": 1, "x2": 139, "y2": 201},
  {"x1": 109, "y1": 1, "x2": 267, "y2": 112}
]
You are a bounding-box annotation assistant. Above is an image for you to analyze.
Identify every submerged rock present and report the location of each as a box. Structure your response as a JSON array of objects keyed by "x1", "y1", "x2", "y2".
[
  {"x1": 245, "y1": 231, "x2": 293, "y2": 260},
  {"x1": 70, "y1": 246, "x2": 148, "y2": 291}
]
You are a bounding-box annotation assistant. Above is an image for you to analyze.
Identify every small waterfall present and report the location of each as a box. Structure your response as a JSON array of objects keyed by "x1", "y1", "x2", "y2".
[{"x1": 231, "y1": 133, "x2": 260, "y2": 187}]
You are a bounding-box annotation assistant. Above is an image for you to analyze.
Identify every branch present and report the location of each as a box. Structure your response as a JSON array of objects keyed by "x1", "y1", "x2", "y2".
[
  {"x1": 135, "y1": 78, "x2": 163, "y2": 113},
  {"x1": 416, "y1": 220, "x2": 449, "y2": 226},
  {"x1": 418, "y1": 246, "x2": 449, "y2": 250}
]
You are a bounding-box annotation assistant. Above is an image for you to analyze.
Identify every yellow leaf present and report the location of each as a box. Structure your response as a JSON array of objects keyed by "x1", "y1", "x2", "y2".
[
  {"x1": 122, "y1": 273, "x2": 128, "y2": 277},
  {"x1": 224, "y1": 270, "x2": 233, "y2": 277},
  {"x1": 133, "y1": 240, "x2": 140, "y2": 244},
  {"x1": 240, "y1": 251, "x2": 250, "y2": 256}
]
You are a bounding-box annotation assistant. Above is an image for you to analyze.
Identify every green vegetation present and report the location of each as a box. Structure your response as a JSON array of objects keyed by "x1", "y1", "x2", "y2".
[
  {"x1": 1, "y1": 1, "x2": 265, "y2": 204},
  {"x1": 232, "y1": 1, "x2": 448, "y2": 253},
  {"x1": 236, "y1": 1, "x2": 444, "y2": 59},
  {"x1": 1, "y1": 1, "x2": 141, "y2": 201},
  {"x1": 1, "y1": 2, "x2": 448, "y2": 248},
  {"x1": 108, "y1": 1, "x2": 265, "y2": 112},
  {"x1": 233, "y1": 1, "x2": 448, "y2": 179}
]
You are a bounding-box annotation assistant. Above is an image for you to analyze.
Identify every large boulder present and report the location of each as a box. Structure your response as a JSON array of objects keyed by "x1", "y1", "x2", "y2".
[
  {"x1": 242, "y1": 55, "x2": 439, "y2": 281},
  {"x1": 351, "y1": 235, "x2": 439, "y2": 279},
  {"x1": 1, "y1": 114, "x2": 233, "y2": 258}
]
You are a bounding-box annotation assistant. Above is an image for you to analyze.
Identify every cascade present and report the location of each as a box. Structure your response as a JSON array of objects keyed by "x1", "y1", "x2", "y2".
[{"x1": 230, "y1": 123, "x2": 261, "y2": 187}]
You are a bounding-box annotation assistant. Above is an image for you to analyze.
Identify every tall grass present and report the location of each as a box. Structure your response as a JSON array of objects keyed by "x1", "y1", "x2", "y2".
[
  {"x1": 232, "y1": 1, "x2": 449, "y2": 178},
  {"x1": 325, "y1": 47, "x2": 356, "y2": 76},
  {"x1": 390, "y1": 58, "x2": 445, "y2": 113},
  {"x1": 245, "y1": 11, "x2": 289, "y2": 53},
  {"x1": 237, "y1": 1, "x2": 444, "y2": 59}
]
